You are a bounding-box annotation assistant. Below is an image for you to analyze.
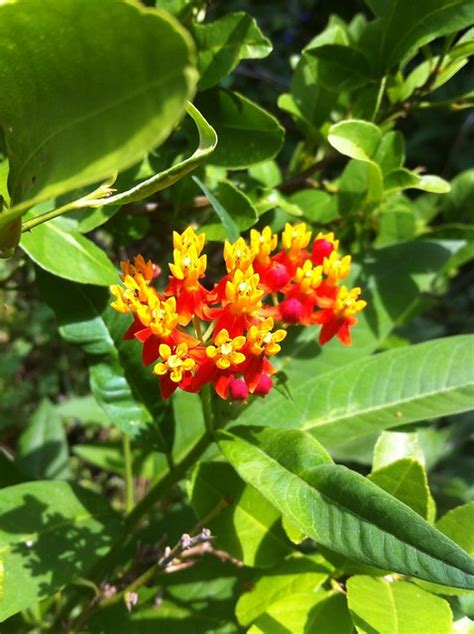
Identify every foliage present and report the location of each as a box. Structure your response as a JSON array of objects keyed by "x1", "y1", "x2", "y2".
[{"x1": 0, "y1": 0, "x2": 473, "y2": 632}]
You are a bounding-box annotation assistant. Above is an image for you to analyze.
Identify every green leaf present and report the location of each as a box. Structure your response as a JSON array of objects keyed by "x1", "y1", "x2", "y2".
[
  {"x1": 36, "y1": 271, "x2": 161, "y2": 439},
  {"x1": 196, "y1": 88, "x2": 284, "y2": 168},
  {"x1": 338, "y1": 160, "x2": 384, "y2": 214},
  {"x1": 235, "y1": 553, "x2": 331, "y2": 627},
  {"x1": 194, "y1": 12, "x2": 272, "y2": 91},
  {"x1": 437, "y1": 504, "x2": 474, "y2": 556},
  {"x1": 16, "y1": 399, "x2": 70, "y2": 481},
  {"x1": 0, "y1": 0, "x2": 196, "y2": 239},
  {"x1": 372, "y1": 431, "x2": 426, "y2": 471},
  {"x1": 199, "y1": 179, "x2": 258, "y2": 241},
  {"x1": 289, "y1": 190, "x2": 339, "y2": 224},
  {"x1": 55, "y1": 395, "x2": 111, "y2": 427},
  {"x1": 249, "y1": 592, "x2": 353, "y2": 634},
  {"x1": 0, "y1": 481, "x2": 122, "y2": 621},
  {"x1": 307, "y1": 44, "x2": 372, "y2": 91},
  {"x1": 171, "y1": 391, "x2": 207, "y2": 465},
  {"x1": 362, "y1": 0, "x2": 474, "y2": 72},
  {"x1": 373, "y1": 131, "x2": 405, "y2": 174},
  {"x1": 235, "y1": 335, "x2": 474, "y2": 451},
  {"x1": 416, "y1": 504, "x2": 474, "y2": 597},
  {"x1": 189, "y1": 461, "x2": 291, "y2": 568},
  {"x1": 375, "y1": 195, "x2": 417, "y2": 248},
  {"x1": 328, "y1": 120, "x2": 382, "y2": 162},
  {"x1": 20, "y1": 216, "x2": 117, "y2": 286},
  {"x1": 192, "y1": 176, "x2": 240, "y2": 242},
  {"x1": 384, "y1": 169, "x2": 450, "y2": 194},
  {"x1": 347, "y1": 575, "x2": 453, "y2": 634},
  {"x1": 369, "y1": 458, "x2": 433, "y2": 519},
  {"x1": 218, "y1": 427, "x2": 474, "y2": 588}
]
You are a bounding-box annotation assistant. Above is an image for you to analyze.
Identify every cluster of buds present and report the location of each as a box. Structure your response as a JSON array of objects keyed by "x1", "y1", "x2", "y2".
[{"x1": 110, "y1": 224, "x2": 366, "y2": 401}]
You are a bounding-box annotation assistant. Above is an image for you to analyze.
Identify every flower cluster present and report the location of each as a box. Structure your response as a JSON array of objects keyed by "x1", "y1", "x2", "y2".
[{"x1": 110, "y1": 224, "x2": 366, "y2": 401}]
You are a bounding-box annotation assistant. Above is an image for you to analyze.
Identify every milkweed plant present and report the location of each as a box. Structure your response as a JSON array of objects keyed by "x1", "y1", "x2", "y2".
[{"x1": 0, "y1": 0, "x2": 473, "y2": 632}]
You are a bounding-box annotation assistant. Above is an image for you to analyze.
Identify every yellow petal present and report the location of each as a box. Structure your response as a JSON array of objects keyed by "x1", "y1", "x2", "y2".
[
  {"x1": 159, "y1": 344, "x2": 171, "y2": 360},
  {"x1": 217, "y1": 357, "x2": 231, "y2": 370}
]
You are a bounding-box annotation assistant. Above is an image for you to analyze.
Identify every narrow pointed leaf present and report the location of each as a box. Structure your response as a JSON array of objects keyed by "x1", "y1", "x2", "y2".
[
  {"x1": 218, "y1": 427, "x2": 474, "y2": 589},
  {"x1": 236, "y1": 335, "x2": 474, "y2": 450}
]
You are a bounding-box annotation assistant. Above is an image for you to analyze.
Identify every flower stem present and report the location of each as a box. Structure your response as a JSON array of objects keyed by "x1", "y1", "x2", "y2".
[
  {"x1": 200, "y1": 383, "x2": 215, "y2": 436},
  {"x1": 122, "y1": 435, "x2": 134, "y2": 513}
]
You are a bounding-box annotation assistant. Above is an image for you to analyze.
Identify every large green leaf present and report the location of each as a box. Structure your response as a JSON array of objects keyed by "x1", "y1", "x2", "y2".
[
  {"x1": 236, "y1": 335, "x2": 474, "y2": 451},
  {"x1": 16, "y1": 398, "x2": 70, "y2": 481},
  {"x1": 0, "y1": 481, "x2": 122, "y2": 621},
  {"x1": 196, "y1": 88, "x2": 284, "y2": 168},
  {"x1": 36, "y1": 271, "x2": 162, "y2": 440},
  {"x1": 218, "y1": 427, "x2": 474, "y2": 588},
  {"x1": 0, "y1": 0, "x2": 196, "y2": 227},
  {"x1": 347, "y1": 575, "x2": 452, "y2": 634},
  {"x1": 194, "y1": 12, "x2": 272, "y2": 90},
  {"x1": 361, "y1": 0, "x2": 474, "y2": 72},
  {"x1": 21, "y1": 216, "x2": 117, "y2": 286},
  {"x1": 189, "y1": 461, "x2": 291, "y2": 568}
]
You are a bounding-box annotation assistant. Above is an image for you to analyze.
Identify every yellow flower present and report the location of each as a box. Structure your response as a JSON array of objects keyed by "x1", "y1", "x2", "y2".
[
  {"x1": 173, "y1": 226, "x2": 205, "y2": 256},
  {"x1": 322, "y1": 251, "x2": 351, "y2": 285},
  {"x1": 120, "y1": 254, "x2": 155, "y2": 282},
  {"x1": 223, "y1": 237, "x2": 254, "y2": 274},
  {"x1": 153, "y1": 343, "x2": 196, "y2": 383},
  {"x1": 250, "y1": 226, "x2": 278, "y2": 266},
  {"x1": 169, "y1": 247, "x2": 207, "y2": 287},
  {"x1": 295, "y1": 260, "x2": 323, "y2": 294},
  {"x1": 206, "y1": 329, "x2": 246, "y2": 370},
  {"x1": 246, "y1": 318, "x2": 286, "y2": 356},
  {"x1": 225, "y1": 269, "x2": 264, "y2": 315},
  {"x1": 334, "y1": 286, "x2": 367, "y2": 319},
  {"x1": 281, "y1": 222, "x2": 311, "y2": 256},
  {"x1": 137, "y1": 295, "x2": 179, "y2": 337}
]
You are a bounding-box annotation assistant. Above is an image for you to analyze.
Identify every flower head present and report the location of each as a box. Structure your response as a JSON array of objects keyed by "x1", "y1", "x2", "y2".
[
  {"x1": 110, "y1": 222, "x2": 364, "y2": 401},
  {"x1": 206, "y1": 329, "x2": 246, "y2": 370}
]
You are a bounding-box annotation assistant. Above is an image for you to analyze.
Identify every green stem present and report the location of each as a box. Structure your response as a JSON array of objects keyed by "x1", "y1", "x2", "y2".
[
  {"x1": 54, "y1": 431, "x2": 213, "y2": 629},
  {"x1": 122, "y1": 435, "x2": 134, "y2": 513},
  {"x1": 21, "y1": 200, "x2": 79, "y2": 232},
  {"x1": 200, "y1": 384, "x2": 215, "y2": 436},
  {"x1": 21, "y1": 175, "x2": 116, "y2": 232}
]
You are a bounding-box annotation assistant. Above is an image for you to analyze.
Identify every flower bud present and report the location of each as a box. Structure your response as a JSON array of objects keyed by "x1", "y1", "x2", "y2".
[
  {"x1": 279, "y1": 298, "x2": 303, "y2": 324},
  {"x1": 266, "y1": 262, "x2": 290, "y2": 291},
  {"x1": 229, "y1": 377, "x2": 249, "y2": 401},
  {"x1": 311, "y1": 239, "x2": 334, "y2": 266},
  {"x1": 253, "y1": 374, "x2": 273, "y2": 396}
]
